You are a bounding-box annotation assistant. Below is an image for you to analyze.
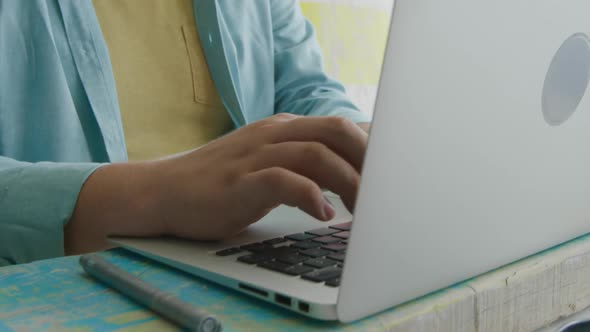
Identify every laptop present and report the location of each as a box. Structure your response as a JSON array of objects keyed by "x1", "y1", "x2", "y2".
[{"x1": 112, "y1": 0, "x2": 590, "y2": 322}]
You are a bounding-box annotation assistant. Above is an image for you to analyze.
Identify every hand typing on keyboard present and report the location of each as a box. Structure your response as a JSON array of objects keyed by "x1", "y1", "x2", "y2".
[{"x1": 66, "y1": 115, "x2": 367, "y2": 254}]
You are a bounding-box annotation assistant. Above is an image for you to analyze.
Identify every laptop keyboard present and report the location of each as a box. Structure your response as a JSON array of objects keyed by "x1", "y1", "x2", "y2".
[{"x1": 215, "y1": 221, "x2": 352, "y2": 287}]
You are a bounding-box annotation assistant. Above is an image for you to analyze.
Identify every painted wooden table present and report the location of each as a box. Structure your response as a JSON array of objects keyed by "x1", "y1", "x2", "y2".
[
  {"x1": 0, "y1": 248, "x2": 413, "y2": 332},
  {"x1": 4, "y1": 235, "x2": 590, "y2": 332}
]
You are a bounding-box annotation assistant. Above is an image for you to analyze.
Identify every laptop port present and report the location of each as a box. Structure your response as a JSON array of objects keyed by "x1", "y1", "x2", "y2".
[
  {"x1": 238, "y1": 283, "x2": 268, "y2": 298},
  {"x1": 298, "y1": 301, "x2": 310, "y2": 313},
  {"x1": 275, "y1": 294, "x2": 292, "y2": 307}
]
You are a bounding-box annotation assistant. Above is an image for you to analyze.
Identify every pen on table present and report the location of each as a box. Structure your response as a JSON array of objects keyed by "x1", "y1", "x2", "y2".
[{"x1": 80, "y1": 254, "x2": 222, "y2": 332}]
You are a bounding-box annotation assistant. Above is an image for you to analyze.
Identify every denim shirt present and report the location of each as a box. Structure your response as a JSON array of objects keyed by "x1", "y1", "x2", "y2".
[{"x1": 0, "y1": 0, "x2": 369, "y2": 266}]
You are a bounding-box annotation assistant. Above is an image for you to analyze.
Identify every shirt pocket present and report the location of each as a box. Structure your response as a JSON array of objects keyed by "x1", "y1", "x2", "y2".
[{"x1": 181, "y1": 25, "x2": 224, "y2": 107}]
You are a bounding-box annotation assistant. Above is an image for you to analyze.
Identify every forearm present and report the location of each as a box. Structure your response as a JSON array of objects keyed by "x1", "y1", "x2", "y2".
[{"x1": 64, "y1": 162, "x2": 164, "y2": 255}]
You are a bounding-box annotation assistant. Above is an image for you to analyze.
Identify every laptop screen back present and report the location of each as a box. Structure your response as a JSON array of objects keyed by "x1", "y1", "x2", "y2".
[{"x1": 338, "y1": 0, "x2": 590, "y2": 322}]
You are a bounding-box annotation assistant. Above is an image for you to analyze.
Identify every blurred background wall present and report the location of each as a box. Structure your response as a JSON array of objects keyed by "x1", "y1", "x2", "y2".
[{"x1": 300, "y1": 0, "x2": 394, "y2": 117}]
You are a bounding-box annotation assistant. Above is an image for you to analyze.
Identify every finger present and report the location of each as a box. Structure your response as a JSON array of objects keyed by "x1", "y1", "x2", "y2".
[
  {"x1": 250, "y1": 142, "x2": 360, "y2": 213},
  {"x1": 242, "y1": 167, "x2": 334, "y2": 221},
  {"x1": 248, "y1": 113, "x2": 300, "y2": 130},
  {"x1": 234, "y1": 114, "x2": 301, "y2": 147},
  {"x1": 266, "y1": 113, "x2": 299, "y2": 122},
  {"x1": 267, "y1": 116, "x2": 368, "y2": 172}
]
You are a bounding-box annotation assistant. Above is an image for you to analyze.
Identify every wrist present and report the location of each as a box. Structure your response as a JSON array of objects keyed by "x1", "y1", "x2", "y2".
[
  {"x1": 134, "y1": 160, "x2": 172, "y2": 237},
  {"x1": 115, "y1": 160, "x2": 169, "y2": 237},
  {"x1": 65, "y1": 161, "x2": 166, "y2": 255}
]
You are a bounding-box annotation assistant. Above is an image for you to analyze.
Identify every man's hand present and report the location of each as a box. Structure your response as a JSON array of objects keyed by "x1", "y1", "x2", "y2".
[
  {"x1": 66, "y1": 114, "x2": 368, "y2": 253},
  {"x1": 357, "y1": 122, "x2": 371, "y2": 133}
]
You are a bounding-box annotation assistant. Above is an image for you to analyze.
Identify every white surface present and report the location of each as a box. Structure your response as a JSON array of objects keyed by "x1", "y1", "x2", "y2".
[
  {"x1": 537, "y1": 305, "x2": 590, "y2": 332},
  {"x1": 337, "y1": 0, "x2": 590, "y2": 322}
]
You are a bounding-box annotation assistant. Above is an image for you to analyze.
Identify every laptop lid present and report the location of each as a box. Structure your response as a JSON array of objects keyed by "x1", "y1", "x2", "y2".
[{"x1": 338, "y1": 0, "x2": 590, "y2": 322}]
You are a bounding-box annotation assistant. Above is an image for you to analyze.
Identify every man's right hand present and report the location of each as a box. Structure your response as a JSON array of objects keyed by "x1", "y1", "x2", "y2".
[{"x1": 65, "y1": 114, "x2": 368, "y2": 254}]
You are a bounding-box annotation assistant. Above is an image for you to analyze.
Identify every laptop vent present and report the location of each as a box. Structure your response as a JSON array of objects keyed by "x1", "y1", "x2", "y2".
[{"x1": 238, "y1": 283, "x2": 268, "y2": 298}]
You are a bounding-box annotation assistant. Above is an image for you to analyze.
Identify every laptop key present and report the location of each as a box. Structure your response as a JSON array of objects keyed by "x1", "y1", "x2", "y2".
[
  {"x1": 327, "y1": 252, "x2": 346, "y2": 262},
  {"x1": 240, "y1": 243, "x2": 274, "y2": 253},
  {"x1": 332, "y1": 231, "x2": 350, "y2": 239},
  {"x1": 305, "y1": 228, "x2": 339, "y2": 236},
  {"x1": 276, "y1": 253, "x2": 308, "y2": 265},
  {"x1": 325, "y1": 278, "x2": 341, "y2": 287},
  {"x1": 285, "y1": 233, "x2": 316, "y2": 241},
  {"x1": 312, "y1": 236, "x2": 340, "y2": 244},
  {"x1": 291, "y1": 241, "x2": 321, "y2": 250},
  {"x1": 304, "y1": 258, "x2": 338, "y2": 269},
  {"x1": 302, "y1": 267, "x2": 342, "y2": 282},
  {"x1": 282, "y1": 264, "x2": 315, "y2": 276},
  {"x1": 258, "y1": 260, "x2": 291, "y2": 272},
  {"x1": 237, "y1": 253, "x2": 273, "y2": 265},
  {"x1": 262, "y1": 237, "x2": 288, "y2": 245},
  {"x1": 322, "y1": 243, "x2": 347, "y2": 252},
  {"x1": 299, "y1": 248, "x2": 331, "y2": 258},
  {"x1": 263, "y1": 246, "x2": 299, "y2": 258},
  {"x1": 329, "y1": 221, "x2": 352, "y2": 231},
  {"x1": 215, "y1": 247, "x2": 243, "y2": 256}
]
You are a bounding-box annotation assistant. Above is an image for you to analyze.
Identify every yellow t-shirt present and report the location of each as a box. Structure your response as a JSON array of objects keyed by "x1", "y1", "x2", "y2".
[{"x1": 93, "y1": 0, "x2": 233, "y2": 161}]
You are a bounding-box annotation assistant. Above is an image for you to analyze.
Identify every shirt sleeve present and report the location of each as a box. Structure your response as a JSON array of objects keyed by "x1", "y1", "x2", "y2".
[
  {"x1": 270, "y1": 0, "x2": 371, "y2": 124},
  {"x1": 0, "y1": 156, "x2": 103, "y2": 266}
]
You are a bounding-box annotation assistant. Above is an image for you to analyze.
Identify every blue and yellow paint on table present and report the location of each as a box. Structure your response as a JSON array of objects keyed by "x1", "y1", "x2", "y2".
[{"x1": 0, "y1": 249, "x2": 382, "y2": 331}]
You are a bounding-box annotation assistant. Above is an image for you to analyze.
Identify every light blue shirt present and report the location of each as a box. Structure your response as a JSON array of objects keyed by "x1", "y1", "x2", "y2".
[{"x1": 0, "y1": 0, "x2": 370, "y2": 266}]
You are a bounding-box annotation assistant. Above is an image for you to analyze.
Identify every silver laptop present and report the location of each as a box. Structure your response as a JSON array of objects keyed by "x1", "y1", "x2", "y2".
[{"x1": 112, "y1": 0, "x2": 590, "y2": 322}]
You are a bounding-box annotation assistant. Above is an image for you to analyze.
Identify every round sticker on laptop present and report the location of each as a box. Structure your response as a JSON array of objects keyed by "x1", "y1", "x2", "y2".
[{"x1": 542, "y1": 33, "x2": 590, "y2": 126}]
